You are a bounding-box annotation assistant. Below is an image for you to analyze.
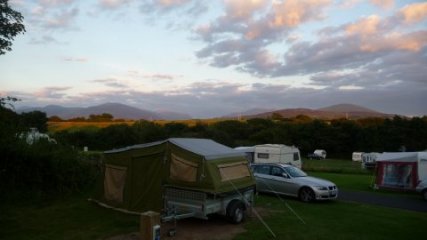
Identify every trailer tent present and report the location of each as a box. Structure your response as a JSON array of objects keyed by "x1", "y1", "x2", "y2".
[
  {"x1": 93, "y1": 138, "x2": 255, "y2": 213},
  {"x1": 375, "y1": 152, "x2": 427, "y2": 190}
]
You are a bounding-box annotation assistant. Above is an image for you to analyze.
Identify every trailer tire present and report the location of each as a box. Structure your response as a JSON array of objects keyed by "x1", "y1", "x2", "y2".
[{"x1": 227, "y1": 200, "x2": 246, "y2": 224}]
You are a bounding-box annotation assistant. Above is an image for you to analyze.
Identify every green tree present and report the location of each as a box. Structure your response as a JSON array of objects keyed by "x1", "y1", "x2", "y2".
[
  {"x1": 20, "y1": 111, "x2": 48, "y2": 132},
  {"x1": 0, "y1": 0, "x2": 26, "y2": 55}
]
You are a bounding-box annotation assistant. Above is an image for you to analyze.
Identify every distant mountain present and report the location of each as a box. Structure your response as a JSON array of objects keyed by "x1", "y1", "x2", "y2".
[
  {"x1": 222, "y1": 108, "x2": 276, "y2": 119},
  {"x1": 317, "y1": 104, "x2": 380, "y2": 113},
  {"x1": 156, "y1": 111, "x2": 192, "y2": 120},
  {"x1": 247, "y1": 104, "x2": 394, "y2": 120},
  {"x1": 17, "y1": 103, "x2": 191, "y2": 120}
]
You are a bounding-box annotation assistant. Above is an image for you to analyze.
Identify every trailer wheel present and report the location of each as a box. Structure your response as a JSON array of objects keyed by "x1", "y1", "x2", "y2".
[{"x1": 227, "y1": 200, "x2": 246, "y2": 224}]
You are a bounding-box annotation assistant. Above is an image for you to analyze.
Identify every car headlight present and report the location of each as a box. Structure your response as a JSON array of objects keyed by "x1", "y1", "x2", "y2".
[{"x1": 315, "y1": 186, "x2": 328, "y2": 190}]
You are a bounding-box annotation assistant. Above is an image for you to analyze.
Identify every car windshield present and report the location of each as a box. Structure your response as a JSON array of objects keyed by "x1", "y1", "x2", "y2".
[{"x1": 284, "y1": 166, "x2": 307, "y2": 178}]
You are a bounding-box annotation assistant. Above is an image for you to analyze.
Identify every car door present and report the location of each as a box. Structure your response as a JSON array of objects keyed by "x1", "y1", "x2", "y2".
[
  {"x1": 267, "y1": 166, "x2": 295, "y2": 196},
  {"x1": 281, "y1": 167, "x2": 302, "y2": 196},
  {"x1": 252, "y1": 165, "x2": 272, "y2": 193}
]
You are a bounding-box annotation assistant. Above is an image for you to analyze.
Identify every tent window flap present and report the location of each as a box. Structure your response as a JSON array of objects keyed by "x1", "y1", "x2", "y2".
[
  {"x1": 218, "y1": 161, "x2": 251, "y2": 181},
  {"x1": 170, "y1": 154, "x2": 198, "y2": 182},
  {"x1": 104, "y1": 164, "x2": 127, "y2": 203}
]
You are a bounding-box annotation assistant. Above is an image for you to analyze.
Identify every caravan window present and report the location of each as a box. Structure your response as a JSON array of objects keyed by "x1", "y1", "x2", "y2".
[
  {"x1": 170, "y1": 154, "x2": 198, "y2": 182},
  {"x1": 293, "y1": 152, "x2": 300, "y2": 161},
  {"x1": 257, "y1": 153, "x2": 269, "y2": 159}
]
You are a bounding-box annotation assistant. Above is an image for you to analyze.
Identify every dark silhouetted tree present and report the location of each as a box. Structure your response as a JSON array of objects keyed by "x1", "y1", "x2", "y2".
[{"x1": 0, "y1": 0, "x2": 26, "y2": 55}]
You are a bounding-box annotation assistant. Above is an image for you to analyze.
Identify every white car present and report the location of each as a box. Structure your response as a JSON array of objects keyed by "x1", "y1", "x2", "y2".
[
  {"x1": 251, "y1": 163, "x2": 338, "y2": 202},
  {"x1": 416, "y1": 180, "x2": 427, "y2": 200}
]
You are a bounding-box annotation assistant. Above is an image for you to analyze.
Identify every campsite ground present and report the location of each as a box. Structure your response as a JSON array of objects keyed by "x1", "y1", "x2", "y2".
[{"x1": 2, "y1": 159, "x2": 426, "y2": 240}]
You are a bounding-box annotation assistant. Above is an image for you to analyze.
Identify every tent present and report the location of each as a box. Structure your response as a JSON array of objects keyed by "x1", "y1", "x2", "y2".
[
  {"x1": 93, "y1": 138, "x2": 255, "y2": 213},
  {"x1": 374, "y1": 152, "x2": 427, "y2": 190}
]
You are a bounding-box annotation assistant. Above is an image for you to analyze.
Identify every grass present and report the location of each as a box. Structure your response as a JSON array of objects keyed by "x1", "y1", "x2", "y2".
[
  {"x1": 0, "y1": 193, "x2": 139, "y2": 240},
  {"x1": 2, "y1": 193, "x2": 424, "y2": 240},
  {"x1": 48, "y1": 121, "x2": 134, "y2": 132},
  {"x1": 302, "y1": 158, "x2": 371, "y2": 174},
  {"x1": 236, "y1": 194, "x2": 427, "y2": 240},
  {"x1": 47, "y1": 119, "x2": 226, "y2": 132},
  {"x1": 1, "y1": 158, "x2": 422, "y2": 239}
]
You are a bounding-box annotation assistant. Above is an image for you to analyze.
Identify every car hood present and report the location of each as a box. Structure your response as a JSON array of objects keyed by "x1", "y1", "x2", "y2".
[{"x1": 296, "y1": 176, "x2": 336, "y2": 187}]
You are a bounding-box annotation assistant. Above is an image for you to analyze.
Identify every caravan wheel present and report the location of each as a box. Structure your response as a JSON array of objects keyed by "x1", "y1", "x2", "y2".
[{"x1": 227, "y1": 200, "x2": 246, "y2": 224}]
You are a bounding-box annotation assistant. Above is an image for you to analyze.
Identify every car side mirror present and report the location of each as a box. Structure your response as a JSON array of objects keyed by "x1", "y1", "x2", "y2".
[{"x1": 282, "y1": 173, "x2": 289, "y2": 178}]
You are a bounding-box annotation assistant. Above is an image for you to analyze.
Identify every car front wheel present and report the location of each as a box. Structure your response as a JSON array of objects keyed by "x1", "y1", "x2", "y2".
[{"x1": 299, "y1": 187, "x2": 315, "y2": 202}]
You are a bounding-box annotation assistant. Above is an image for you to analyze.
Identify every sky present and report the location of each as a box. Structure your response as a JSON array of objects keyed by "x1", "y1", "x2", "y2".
[{"x1": 1, "y1": 0, "x2": 426, "y2": 118}]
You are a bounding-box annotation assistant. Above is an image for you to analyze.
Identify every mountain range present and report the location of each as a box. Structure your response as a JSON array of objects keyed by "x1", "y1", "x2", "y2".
[
  {"x1": 17, "y1": 103, "x2": 191, "y2": 120},
  {"x1": 245, "y1": 104, "x2": 394, "y2": 120},
  {"x1": 17, "y1": 103, "x2": 395, "y2": 120}
]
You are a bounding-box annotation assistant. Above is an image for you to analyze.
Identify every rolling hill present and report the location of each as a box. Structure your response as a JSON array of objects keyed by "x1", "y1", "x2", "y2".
[
  {"x1": 17, "y1": 103, "x2": 190, "y2": 120},
  {"x1": 246, "y1": 104, "x2": 394, "y2": 120}
]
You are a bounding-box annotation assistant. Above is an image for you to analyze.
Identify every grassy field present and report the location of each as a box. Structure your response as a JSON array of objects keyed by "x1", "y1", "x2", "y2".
[
  {"x1": 2, "y1": 159, "x2": 422, "y2": 239},
  {"x1": 47, "y1": 119, "x2": 226, "y2": 132},
  {"x1": 236, "y1": 194, "x2": 427, "y2": 240},
  {"x1": 1, "y1": 192, "x2": 425, "y2": 240},
  {"x1": 0, "y1": 194, "x2": 139, "y2": 240},
  {"x1": 302, "y1": 158, "x2": 371, "y2": 174}
]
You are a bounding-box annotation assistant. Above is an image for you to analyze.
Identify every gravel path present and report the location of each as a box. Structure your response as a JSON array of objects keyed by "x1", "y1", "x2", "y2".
[{"x1": 339, "y1": 190, "x2": 427, "y2": 212}]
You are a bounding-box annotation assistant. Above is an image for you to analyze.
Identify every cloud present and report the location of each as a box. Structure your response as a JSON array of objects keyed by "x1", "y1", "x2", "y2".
[
  {"x1": 92, "y1": 78, "x2": 129, "y2": 88},
  {"x1": 98, "y1": 0, "x2": 131, "y2": 10},
  {"x1": 195, "y1": 0, "x2": 332, "y2": 75},
  {"x1": 370, "y1": 0, "x2": 394, "y2": 9},
  {"x1": 62, "y1": 56, "x2": 88, "y2": 62},
  {"x1": 29, "y1": 35, "x2": 62, "y2": 45},
  {"x1": 33, "y1": 87, "x2": 72, "y2": 99},
  {"x1": 139, "y1": 0, "x2": 208, "y2": 29},
  {"x1": 399, "y1": 2, "x2": 427, "y2": 24},
  {"x1": 43, "y1": 7, "x2": 79, "y2": 29}
]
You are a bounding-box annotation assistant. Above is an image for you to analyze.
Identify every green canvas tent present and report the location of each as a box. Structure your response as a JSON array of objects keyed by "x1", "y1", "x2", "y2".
[{"x1": 93, "y1": 138, "x2": 255, "y2": 213}]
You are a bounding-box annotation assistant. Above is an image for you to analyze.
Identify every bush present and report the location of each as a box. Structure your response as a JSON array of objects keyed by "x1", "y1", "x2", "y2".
[{"x1": 0, "y1": 139, "x2": 99, "y2": 199}]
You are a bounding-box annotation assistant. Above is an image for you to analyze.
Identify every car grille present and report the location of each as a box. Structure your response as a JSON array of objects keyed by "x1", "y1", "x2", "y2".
[{"x1": 328, "y1": 186, "x2": 337, "y2": 190}]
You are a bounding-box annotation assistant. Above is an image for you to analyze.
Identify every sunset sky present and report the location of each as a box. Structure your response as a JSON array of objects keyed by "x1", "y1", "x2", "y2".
[{"x1": 1, "y1": 0, "x2": 426, "y2": 118}]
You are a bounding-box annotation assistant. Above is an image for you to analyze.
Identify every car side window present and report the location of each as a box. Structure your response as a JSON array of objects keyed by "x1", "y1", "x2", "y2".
[
  {"x1": 254, "y1": 165, "x2": 270, "y2": 175},
  {"x1": 271, "y1": 167, "x2": 284, "y2": 177}
]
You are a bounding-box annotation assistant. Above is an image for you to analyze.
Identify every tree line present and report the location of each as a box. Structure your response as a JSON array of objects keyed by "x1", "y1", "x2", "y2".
[
  {"x1": 54, "y1": 114, "x2": 427, "y2": 158},
  {"x1": 2, "y1": 97, "x2": 427, "y2": 198}
]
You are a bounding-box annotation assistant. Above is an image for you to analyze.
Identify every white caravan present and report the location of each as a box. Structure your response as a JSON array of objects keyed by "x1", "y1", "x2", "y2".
[
  {"x1": 352, "y1": 152, "x2": 364, "y2": 162},
  {"x1": 253, "y1": 144, "x2": 302, "y2": 169}
]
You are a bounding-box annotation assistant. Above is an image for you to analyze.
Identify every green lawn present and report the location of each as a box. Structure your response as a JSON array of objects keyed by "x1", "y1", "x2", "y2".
[
  {"x1": 0, "y1": 159, "x2": 423, "y2": 240},
  {"x1": 236, "y1": 195, "x2": 427, "y2": 240},
  {"x1": 0, "y1": 194, "x2": 139, "y2": 240},
  {"x1": 1, "y1": 192, "x2": 426, "y2": 240},
  {"x1": 302, "y1": 158, "x2": 371, "y2": 174}
]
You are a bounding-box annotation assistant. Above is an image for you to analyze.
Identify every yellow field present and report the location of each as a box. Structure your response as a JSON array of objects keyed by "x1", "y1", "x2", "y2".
[{"x1": 48, "y1": 118, "x2": 229, "y2": 132}]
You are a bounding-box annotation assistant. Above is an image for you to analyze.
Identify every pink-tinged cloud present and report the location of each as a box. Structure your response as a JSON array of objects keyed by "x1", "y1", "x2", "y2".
[
  {"x1": 346, "y1": 15, "x2": 381, "y2": 36},
  {"x1": 360, "y1": 31, "x2": 427, "y2": 52},
  {"x1": 370, "y1": 0, "x2": 394, "y2": 9},
  {"x1": 98, "y1": 0, "x2": 131, "y2": 9},
  {"x1": 44, "y1": 8, "x2": 79, "y2": 29},
  {"x1": 224, "y1": 0, "x2": 268, "y2": 20},
  {"x1": 270, "y1": 0, "x2": 331, "y2": 28},
  {"x1": 400, "y1": 2, "x2": 427, "y2": 24}
]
